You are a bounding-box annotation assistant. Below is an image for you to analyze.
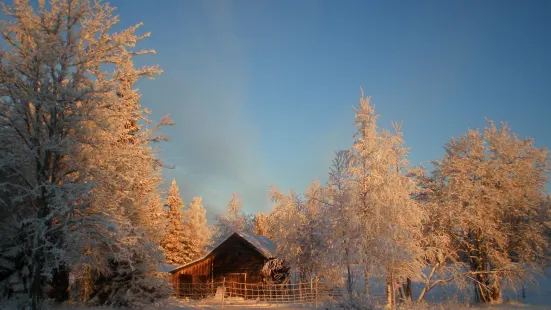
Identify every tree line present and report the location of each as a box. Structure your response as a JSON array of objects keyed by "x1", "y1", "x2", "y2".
[{"x1": 260, "y1": 94, "x2": 551, "y2": 307}]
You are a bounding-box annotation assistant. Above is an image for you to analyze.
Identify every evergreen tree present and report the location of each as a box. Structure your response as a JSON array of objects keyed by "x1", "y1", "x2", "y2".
[
  {"x1": 213, "y1": 192, "x2": 250, "y2": 243},
  {"x1": 161, "y1": 180, "x2": 189, "y2": 265},
  {"x1": 184, "y1": 196, "x2": 210, "y2": 259}
]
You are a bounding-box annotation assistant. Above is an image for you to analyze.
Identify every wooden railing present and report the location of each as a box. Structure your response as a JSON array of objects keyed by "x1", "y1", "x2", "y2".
[{"x1": 174, "y1": 280, "x2": 347, "y2": 305}]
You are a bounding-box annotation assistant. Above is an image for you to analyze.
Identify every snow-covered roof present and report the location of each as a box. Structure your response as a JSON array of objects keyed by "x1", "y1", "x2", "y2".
[
  {"x1": 235, "y1": 231, "x2": 275, "y2": 259},
  {"x1": 168, "y1": 232, "x2": 276, "y2": 273},
  {"x1": 157, "y1": 264, "x2": 180, "y2": 273}
]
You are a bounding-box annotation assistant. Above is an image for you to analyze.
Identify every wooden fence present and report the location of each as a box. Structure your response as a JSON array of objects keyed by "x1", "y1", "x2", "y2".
[{"x1": 175, "y1": 280, "x2": 346, "y2": 305}]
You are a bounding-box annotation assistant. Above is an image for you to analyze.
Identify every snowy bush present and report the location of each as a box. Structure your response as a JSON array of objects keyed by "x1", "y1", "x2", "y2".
[{"x1": 322, "y1": 294, "x2": 375, "y2": 310}]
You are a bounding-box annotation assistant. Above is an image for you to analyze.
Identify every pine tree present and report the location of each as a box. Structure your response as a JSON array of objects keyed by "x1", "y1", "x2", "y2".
[
  {"x1": 213, "y1": 192, "x2": 250, "y2": 243},
  {"x1": 184, "y1": 196, "x2": 210, "y2": 260},
  {"x1": 228, "y1": 192, "x2": 242, "y2": 218},
  {"x1": 160, "y1": 180, "x2": 189, "y2": 265}
]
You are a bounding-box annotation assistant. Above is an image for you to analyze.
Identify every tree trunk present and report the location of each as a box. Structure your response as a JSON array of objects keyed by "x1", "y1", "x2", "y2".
[
  {"x1": 364, "y1": 267, "x2": 369, "y2": 295},
  {"x1": 49, "y1": 264, "x2": 69, "y2": 302},
  {"x1": 391, "y1": 272, "x2": 396, "y2": 308},
  {"x1": 347, "y1": 264, "x2": 353, "y2": 295},
  {"x1": 30, "y1": 198, "x2": 47, "y2": 310},
  {"x1": 30, "y1": 258, "x2": 43, "y2": 310},
  {"x1": 403, "y1": 278, "x2": 412, "y2": 302},
  {"x1": 471, "y1": 262, "x2": 502, "y2": 303},
  {"x1": 386, "y1": 280, "x2": 392, "y2": 308},
  {"x1": 475, "y1": 275, "x2": 502, "y2": 303}
]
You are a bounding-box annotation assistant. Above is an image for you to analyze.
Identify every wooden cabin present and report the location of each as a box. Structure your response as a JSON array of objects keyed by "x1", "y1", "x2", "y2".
[{"x1": 169, "y1": 232, "x2": 277, "y2": 297}]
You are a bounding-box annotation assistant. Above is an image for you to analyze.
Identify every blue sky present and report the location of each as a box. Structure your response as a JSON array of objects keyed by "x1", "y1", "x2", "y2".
[
  {"x1": 13, "y1": 0, "x2": 550, "y2": 220},
  {"x1": 108, "y1": 0, "x2": 551, "y2": 220}
]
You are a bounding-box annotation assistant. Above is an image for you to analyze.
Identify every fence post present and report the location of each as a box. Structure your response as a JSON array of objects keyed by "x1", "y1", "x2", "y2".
[
  {"x1": 315, "y1": 280, "x2": 318, "y2": 308},
  {"x1": 222, "y1": 277, "x2": 225, "y2": 308}
]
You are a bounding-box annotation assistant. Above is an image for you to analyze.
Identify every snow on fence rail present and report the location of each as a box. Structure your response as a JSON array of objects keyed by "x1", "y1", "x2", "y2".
[{"x1": 174, "y1": 280, "x2": 347, "y2": 304}]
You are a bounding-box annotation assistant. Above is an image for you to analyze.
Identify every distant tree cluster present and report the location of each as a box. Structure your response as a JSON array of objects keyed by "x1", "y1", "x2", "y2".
[
  {"x1": 212, "y1": 192, "x2": 255, "y2": 244},
  {"x1": 161, "y1": 179, "x2": 210, "y2": 265},
  {"x1": 263, "y1": 94, "x2": 551, "y2": 307}
]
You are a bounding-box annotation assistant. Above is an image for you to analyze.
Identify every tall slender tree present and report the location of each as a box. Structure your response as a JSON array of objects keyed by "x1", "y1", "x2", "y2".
[
  {"x1": 161, "y1": 180, "x2": 189, "y2": 265},
  {"x1": 347, "y1": 94, "x2": 424, "y2": 306},
  {"x1": 184, "y1": 196, "x2": 210, "y2": 260},
  {"x1": 326, "y1": 150, "x2": 358, "y2": 294},
  {"x1": 213, "y1": 192, "x2": 250, "y2": 243}
]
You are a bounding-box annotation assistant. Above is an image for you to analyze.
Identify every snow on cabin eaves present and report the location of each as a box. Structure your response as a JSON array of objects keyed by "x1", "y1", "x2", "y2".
[
  {"x1": 167, "y1": 232, "x2": 276, "y2": 273},
  {"x1": 235, "y1": 231, "x2": 275, "y2": 259},
  {"x1": 156, "y1": 264, "x2": 180, "y2": 273}
]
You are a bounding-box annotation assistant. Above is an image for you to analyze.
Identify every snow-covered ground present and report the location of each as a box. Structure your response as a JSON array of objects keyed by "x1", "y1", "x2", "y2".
[
  {"x1": 7, "y1": 268, "x2": 551, "y2": 310},
  {"x1": 339, "y1": 265, "x2": 551, "y2": 306}
]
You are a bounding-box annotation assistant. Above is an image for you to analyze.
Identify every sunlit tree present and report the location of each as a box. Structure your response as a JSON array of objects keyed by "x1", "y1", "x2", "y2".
[
  {"x1": 422, "y1": 121, "x2": 550, "y2": 303},
  {"x1": 347, "y1": 94, "x2": 424, "y2": 306},
  {"x1": 212, "y1": 192, "x2": 250, "y2": 243},
  {"x1": 161, "y1": 180, "x2": 189, "y2": 264},
  {"x1": 184, "y1": 196, "x2": 210, "y2": 260},
  {"x1": 0, "y1": 0, "x2": 171, "y2": 308}
]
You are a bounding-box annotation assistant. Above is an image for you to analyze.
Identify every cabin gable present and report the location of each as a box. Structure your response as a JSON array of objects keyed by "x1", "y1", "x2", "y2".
[
  {"x1": 168, "y1": 232, "x2": 280, "y2": 296},
  {"x1": 211, "y1": 234, "x2": 267, "y2": 283}
]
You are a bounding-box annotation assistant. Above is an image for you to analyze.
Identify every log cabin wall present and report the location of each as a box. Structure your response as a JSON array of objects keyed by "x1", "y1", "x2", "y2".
[
  {"x1": 211, "y1": 234, "x2": 266, "y2": 283},
  {"x1": 171, "y1": 256, "x2": 214, "y2": 290},
  {"x1": 170, "y1": 234, "x2": 270, "y2": 294}
]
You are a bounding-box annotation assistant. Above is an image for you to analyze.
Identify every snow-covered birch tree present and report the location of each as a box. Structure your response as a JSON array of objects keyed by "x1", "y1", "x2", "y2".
[
  {"x1": 0, "y1": 0, "x2": 171, "y2": 308},
  {"x1": 347, "y1": 94, "x2": 424, "y2": 306},
  {"x1": 409, "y1": 165, "x2": 467, "y2": 302},
  {"x1": 268, "y1": 181, "x2": 338, "y2": 282},
  {"x1": 326, "y1": 150, "x2": 358, "y2": 294},
  {"x1": 424, "y1": 121, "x2": 550, "y2": 303}
]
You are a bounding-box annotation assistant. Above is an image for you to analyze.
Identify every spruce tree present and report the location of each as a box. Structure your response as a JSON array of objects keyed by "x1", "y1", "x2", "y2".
[{"x1": 161, "y1": 180, "x2": 189, "y2": 265}]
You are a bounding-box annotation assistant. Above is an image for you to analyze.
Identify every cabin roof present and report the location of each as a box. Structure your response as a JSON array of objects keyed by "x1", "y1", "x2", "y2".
[
  {"x1": 168, "y1": 232, "x2": 275, "y2": 274},
  {"x1": 235, "y1": 231, "x2": 275, "y2": 258},
  {"x1": 156, "y1": 264, "x2": 180, "y2": 273}
]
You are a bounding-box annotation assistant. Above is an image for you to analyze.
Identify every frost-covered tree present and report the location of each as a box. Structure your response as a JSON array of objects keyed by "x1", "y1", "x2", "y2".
[
  {"x1": 409, "y1": 165, "x2": 467, "y2": 302},
  {"x1": 253, "y1": 213, "x2": 270, "y2": 238},
  {"x1": 326, "y1": 150, "x2": 358, "y2": 294},
  {"x1": 0, "y1": 0, "x2": 171, "y2": 308},
  {"x1": 347, "y1": 94, "x2": 424, "y2": 306},
  {"x1": 212, "y1": 192, "x2": 250, "y2": 243},
  {"x1": 161, "y1": 180, "x2": 189, "y2": 265},
  {"x1": 267, "y1": 188, "x2": 302, "y2": 275},
  {"x1": 422, "y1": 121, "x2": 550, "y2": 303},
  {"x1": 268, "y1": 181, "x2": 338, "y2": 282},
  {"x1": 183, "y1": 196, "x2": 210, "y2": 260}
]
